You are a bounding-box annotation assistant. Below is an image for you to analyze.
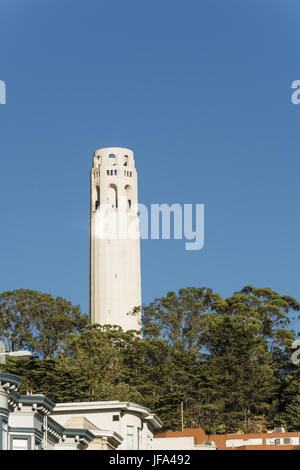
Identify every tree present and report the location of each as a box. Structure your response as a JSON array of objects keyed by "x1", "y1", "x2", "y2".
[
  {"x1": 1, "y1": 285, "x2": 299, "y2": 433},
  {"x1": 1, "y1": 356, "x2": 90, "y2": 402},
  {"x1": 228, "y1": 286, "x2": 300, "y2": 371},
  {"x1": 142, "y1": 287, "x2": 220, "y2": 352},
  {"x1": 274, "y1": 371, "x2": 300, "y2": 431},
  {"x1": 60, "y1": 325, "x2": 143, "y2": 402},
  {"x1": 0, "y1": 289, "x2": 88, "y2": 358},
  {"x1": 198, "y1": 314, "x2": 277, "y2": 432},
  {"x1": 141, "y1": 286, "x2": 300, "y2": 432}
]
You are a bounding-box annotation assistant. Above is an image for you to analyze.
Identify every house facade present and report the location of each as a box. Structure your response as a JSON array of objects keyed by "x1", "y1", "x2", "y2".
[
  {"x1": 52, "y1": 400, "x2": 163, "y2": 450},
  {"x1": 0, "y1": 372, "x2": 93, "y2": 450}
]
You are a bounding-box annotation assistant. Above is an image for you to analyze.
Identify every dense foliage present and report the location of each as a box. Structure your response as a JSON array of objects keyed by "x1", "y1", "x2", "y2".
[{"x1": 1, "y1": 286, "x2": 300, "y2": 433}]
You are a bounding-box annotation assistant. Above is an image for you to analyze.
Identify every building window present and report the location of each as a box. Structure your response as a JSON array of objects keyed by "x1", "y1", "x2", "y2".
[
  {"x1": 1, "y1": 420, "x2": 8, "y2": 450},
  {"x1": 12, "y1": 438, "x2": 29, "y2": 450},
  {"x1": 114, "y1": 170, "x2": 117, "y2": 175},
  {"x1": 35, "y1": 439, "x2": 43, "y2": 450},
  {"x1": 126, "y1": 426, "x2": 134, "y2": 450},
  {"x1": 112, "y1": 415, "x2": 120, "y2": 422},
  {"x1": 107, "y1": 170, "x2": 109, "y2": 175},
  {"x1": 137, "y1": 428, "x2": 141, "y2": 450}
]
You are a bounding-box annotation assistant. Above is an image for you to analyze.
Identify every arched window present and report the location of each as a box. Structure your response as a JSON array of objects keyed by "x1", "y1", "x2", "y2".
[
  {"x1": 125, "y1": 184, "x2": 132, "y2": 210},
  {"x1": 95, "y1": 185, "x2": 100, "y2": 210},
  {"x1": 109, "y1": 154, "x2": 117, "y2": 165}
]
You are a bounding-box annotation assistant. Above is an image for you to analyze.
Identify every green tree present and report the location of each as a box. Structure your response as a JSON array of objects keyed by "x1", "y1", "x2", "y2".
[
  {"x1": 142, "y1": 287, "x2": 220, "y2": 352},
  {"x1": 0, "y1": 289, "x2": 88, "y2": 358},
  {"x1": 274, "y1": 371, "x2": 300, "y2": 431},
  {"x1": 226, "y1": 286, "x2": 300, "y2": 370},
  {"x1": 2, "y1": 356, "x2": 89, "y2": 402},
  {"x1": 60, "y1": 325, "x2": 143, "y2": 402},
  {"x1": 198, "y1": 315, "x2": 277, "y2": 432},
  {"x1": 2, "y1": 285, "x2": 299, "y2": 434}
]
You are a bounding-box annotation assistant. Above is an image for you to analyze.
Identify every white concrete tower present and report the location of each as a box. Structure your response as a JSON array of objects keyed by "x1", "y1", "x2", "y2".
[{"x1": 89, "y1": 147, "x2": 142, "y2": 331}]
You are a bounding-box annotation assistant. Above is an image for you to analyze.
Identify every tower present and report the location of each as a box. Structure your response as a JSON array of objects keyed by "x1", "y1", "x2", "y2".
[{"x1": 89, "y1": 147, "x2": 142, "y2": 331}]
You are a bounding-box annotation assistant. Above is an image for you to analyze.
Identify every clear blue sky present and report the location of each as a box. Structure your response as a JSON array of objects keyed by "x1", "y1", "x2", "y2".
[{"x1": 0, "y1": 0, "x2": 299, "y2": 328}]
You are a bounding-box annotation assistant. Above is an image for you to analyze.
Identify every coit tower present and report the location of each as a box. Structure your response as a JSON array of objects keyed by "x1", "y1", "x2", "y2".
[{"x1": 89, "y1": 147, "x2": 142, "y2": 331}]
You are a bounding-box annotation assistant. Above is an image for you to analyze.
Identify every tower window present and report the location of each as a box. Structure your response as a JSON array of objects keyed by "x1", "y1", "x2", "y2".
[
  {"x1": 107, "y1": 170, "x2": 109, "y2": 175},
  {"x1": 114, "y1": 170, "x2": 117, "y2": 175},
  {"x1": 108, "y1": 184, "x2": 118, "y2": 209},
  {"x1": 109, "y1": 154, "x2": 117, "y2": 165},
  {"x1": 95, "y1": 186, "x2": 100, "y2": 210},
  {"x1": 130, "y1": 172, "x2": 132, "y2": 177},
  {"x1": 110, "y1": 170, "x2": 113, "y2": 175},
  {"x1": 128, "y1": 199, "x2": 131, "y2": 209}
]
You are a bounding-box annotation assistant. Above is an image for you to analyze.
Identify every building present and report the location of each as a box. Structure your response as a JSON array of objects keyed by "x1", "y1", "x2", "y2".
[
  {"x1": 89, "y1": 147, "x2": 142, "y2": 331},
  {"x1": 153, "y1": 436, "x2": 217, "y2": 450},
  {"x1": 155, "y1": 427, "x2": 300, "y2": 450},
  {"x1": 51, "y1": 400, "x2": 163, "y2": 450},
  {"x1": 0, "y1": 372, "x2": 93, "y2": 450},
  {"x1": 63, "y1": 416, "x2": 122, "y2": 450}
]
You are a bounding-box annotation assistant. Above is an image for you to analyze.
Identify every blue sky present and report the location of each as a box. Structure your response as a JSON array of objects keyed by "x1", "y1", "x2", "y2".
[{"x1": 0, "y1": 0, "x2": 299, "y2": 329}]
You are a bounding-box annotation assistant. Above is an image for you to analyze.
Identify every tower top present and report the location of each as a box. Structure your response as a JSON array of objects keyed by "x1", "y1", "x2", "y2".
[
  {"x1": 94, "y1": 146, "x2": 132, "y2": 154},
  {"x1": 92, "y1": 147, "x2": 135, "y2": 169}
]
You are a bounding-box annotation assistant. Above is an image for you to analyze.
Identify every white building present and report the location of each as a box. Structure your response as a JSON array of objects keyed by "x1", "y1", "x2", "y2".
[
  {"x1": 51, "y1": 400, "x2": 163, "y2": 450},
  {"x1": 89, "y1": 147, "x2": 142, "y2": 332},
  {"x1": 0, "y1": 372, "x2": 93, "y2": 450}
]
